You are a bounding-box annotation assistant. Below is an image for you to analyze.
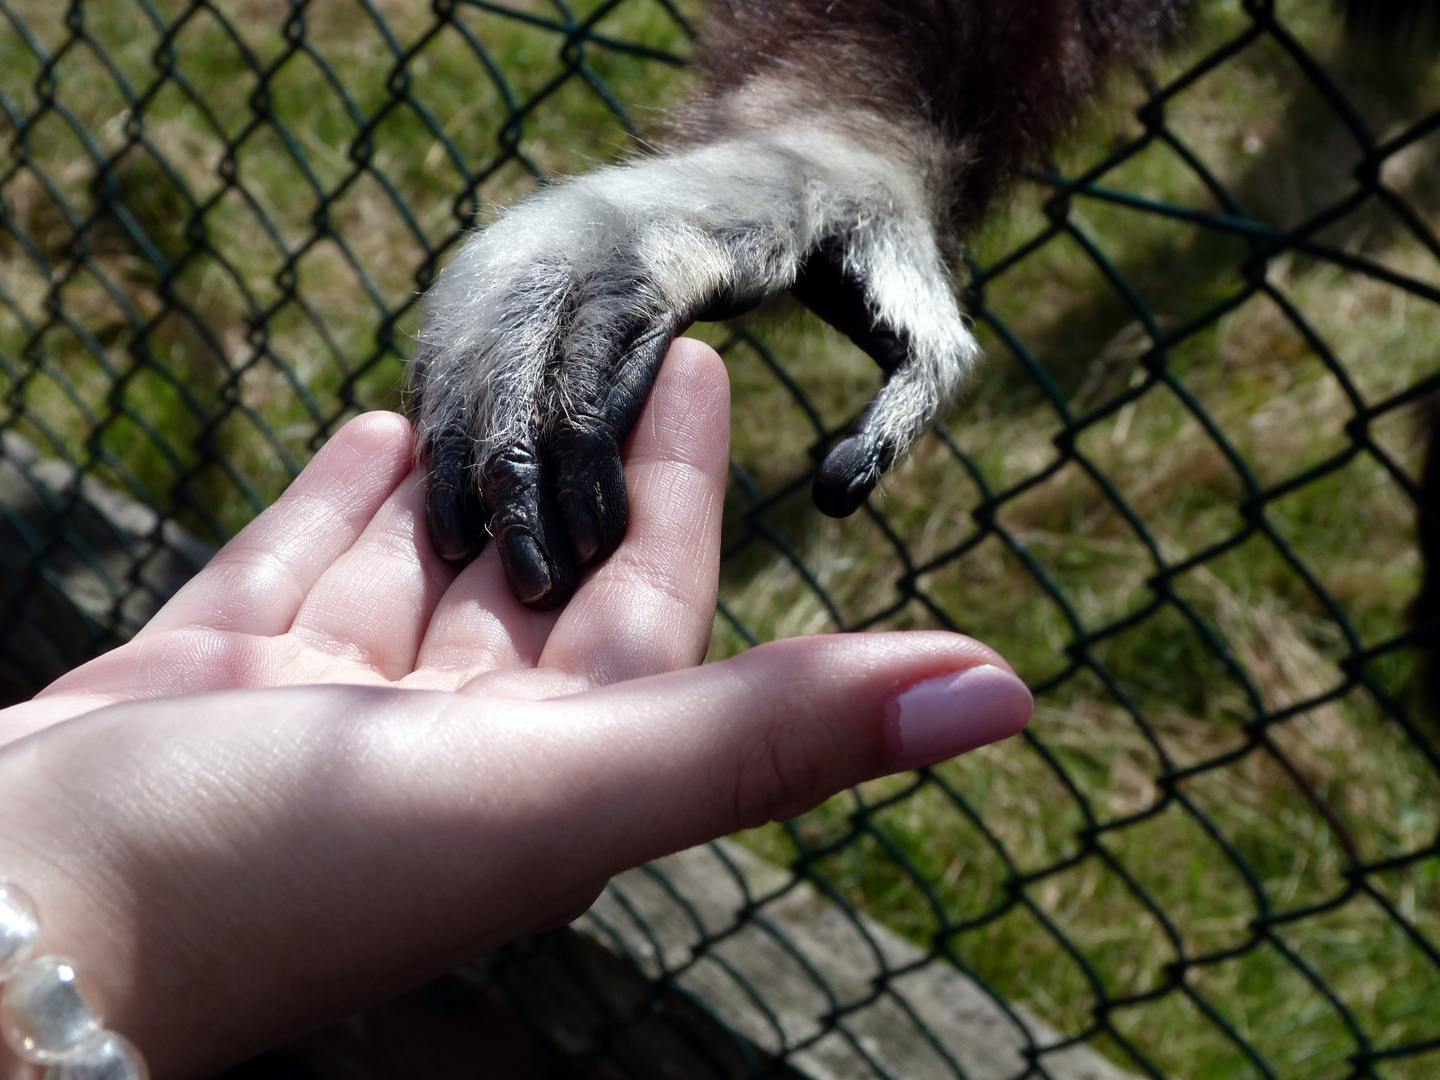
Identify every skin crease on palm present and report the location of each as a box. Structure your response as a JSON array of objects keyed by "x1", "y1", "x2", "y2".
[{"x1": 0, "y1": 339, "x2": 1029, "y2": 1080}]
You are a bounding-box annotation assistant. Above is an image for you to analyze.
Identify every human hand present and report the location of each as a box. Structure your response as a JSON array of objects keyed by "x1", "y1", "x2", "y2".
[{"x1": 0, "y1": 339, "x2": 1029, "y2": 1079}]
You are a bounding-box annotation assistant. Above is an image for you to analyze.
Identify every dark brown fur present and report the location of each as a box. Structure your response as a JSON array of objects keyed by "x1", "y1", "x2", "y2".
[{"x1": 681, "y1": 0, "x2": 1186, "y2": 231}]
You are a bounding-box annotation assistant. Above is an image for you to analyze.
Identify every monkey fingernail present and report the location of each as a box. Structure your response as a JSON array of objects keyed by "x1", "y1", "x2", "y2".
[{"x1": 499, "y1": 530, "x2": 559, "y2": 609}]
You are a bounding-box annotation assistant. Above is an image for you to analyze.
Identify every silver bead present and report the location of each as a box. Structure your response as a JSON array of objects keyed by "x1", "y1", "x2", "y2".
[
  {"x1": 45, "y1": 1031, "x2": 148, "y2": 1080},
  {"x1": 0, "y1": 880, "x2": 40, "y2": 981},
  {"x1": 0, "y1": 955, "x2": 103, "y2": 1063}
]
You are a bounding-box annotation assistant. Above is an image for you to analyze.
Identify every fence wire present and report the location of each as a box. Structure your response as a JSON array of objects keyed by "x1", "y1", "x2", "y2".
[{"x1": 2, "y1": 1, "x2": 1439, "y2": 1078}]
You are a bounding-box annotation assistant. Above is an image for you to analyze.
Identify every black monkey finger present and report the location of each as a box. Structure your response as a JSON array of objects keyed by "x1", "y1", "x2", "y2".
[
  {"x1": 480, "y1": 436, "x2": 578, "y2": 610},
  {"x1": 425, "y1": 429, "x2": 488, "y2": 565},
  {"x1": 546, "y1": 312, "x2": 678, "y2": 567},
  {"x1": 549, "y1": 422, "x2": 627, "y2": 565}
]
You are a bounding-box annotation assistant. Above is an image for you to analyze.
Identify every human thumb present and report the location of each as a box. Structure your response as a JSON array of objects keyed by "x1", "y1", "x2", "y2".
[{"x1": 540, "y1": 630, "x2": 1033, "y2": 873}]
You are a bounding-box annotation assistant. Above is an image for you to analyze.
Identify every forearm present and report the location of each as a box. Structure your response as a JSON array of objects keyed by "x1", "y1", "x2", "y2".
[{"x1": 0, "y1": 686, "x2": 564, "y2": 1080}]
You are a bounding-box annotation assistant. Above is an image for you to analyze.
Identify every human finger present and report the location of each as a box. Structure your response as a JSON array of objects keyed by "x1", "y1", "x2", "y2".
[
  {"x1": 538, "y1": 336, "x2": 730, "y2": 684},
  {"x1": 139, "y1": 412, "x2": 416, "y2": 639},
  {"x1": 287, "y1": 466, "x2": 456, "y2": 681},
  {"x1": 537, "y1": 631, "x2": 1033, "y2": 867},
  {"x1": 406, "y1": 541, "x2": 563, "y2": 682}
]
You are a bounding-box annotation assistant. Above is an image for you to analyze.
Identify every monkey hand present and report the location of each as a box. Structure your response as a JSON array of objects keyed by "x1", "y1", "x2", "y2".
[{"x1": 409, "y1": 127, "x2": 979, "y2": 609}]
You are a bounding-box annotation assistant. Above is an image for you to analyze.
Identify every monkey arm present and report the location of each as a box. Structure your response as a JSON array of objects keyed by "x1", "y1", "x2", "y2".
[
  {"x1": 410, "y1": 124, "x2": 978, "y2": 608},
  {"x1": 408, "y1": 0, "x2": 1184, "y2": 610}
]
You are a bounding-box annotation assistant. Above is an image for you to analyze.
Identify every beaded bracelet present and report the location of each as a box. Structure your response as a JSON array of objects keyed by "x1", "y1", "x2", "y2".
[{"x1": 0, "y1": 880, "x2": 147, "y2": 1080}]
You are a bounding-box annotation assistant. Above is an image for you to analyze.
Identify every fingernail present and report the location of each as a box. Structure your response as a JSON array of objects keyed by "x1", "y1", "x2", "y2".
[
  {"x1": 887, "y1": 665, "x2": 1033, "y2": 766},
  {"x1": 499, "y1": 530, "x2": 553, "y2": 608}
]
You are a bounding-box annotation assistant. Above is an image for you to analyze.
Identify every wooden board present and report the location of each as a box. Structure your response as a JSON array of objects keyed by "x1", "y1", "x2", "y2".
[{"x1": 577, "y1": 840, "x2": 1138, "y2": 1080}]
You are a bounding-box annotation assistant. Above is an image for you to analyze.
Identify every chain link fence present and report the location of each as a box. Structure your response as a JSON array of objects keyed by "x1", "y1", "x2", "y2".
[{"x1": 2, "y1": 0, "x2": 1439, "y2": 1077}]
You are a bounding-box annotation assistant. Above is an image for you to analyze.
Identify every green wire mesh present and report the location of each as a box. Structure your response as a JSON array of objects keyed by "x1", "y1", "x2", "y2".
[{"x1": 2, "y1": 1, "x2": 1438, "y2": 1078}]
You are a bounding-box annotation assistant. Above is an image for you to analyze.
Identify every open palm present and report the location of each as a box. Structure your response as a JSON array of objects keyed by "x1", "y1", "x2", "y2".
[{"x1": 0, "y1": 340, "x2": 1029, "y2": 1080}]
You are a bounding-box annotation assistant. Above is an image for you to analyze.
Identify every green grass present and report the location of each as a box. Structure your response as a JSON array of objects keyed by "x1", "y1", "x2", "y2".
[
  {"x1": 3, "y1": 1, "x2": 1439, "y2": 1078},
  {"x1": 0, "y1": 0, "x2": 695, "y2": 537}
]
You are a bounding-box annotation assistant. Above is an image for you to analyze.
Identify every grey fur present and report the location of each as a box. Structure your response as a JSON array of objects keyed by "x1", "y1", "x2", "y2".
[{"x1": 409, "y1": 114, "x2": 979, "y2": 477}]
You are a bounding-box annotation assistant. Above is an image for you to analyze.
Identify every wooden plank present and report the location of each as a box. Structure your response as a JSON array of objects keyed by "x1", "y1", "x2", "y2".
[
  {"x1": 577, "y1": 840, "x2": 1138, "y2": 1080},
  {"x1": 0, "y1": 432, "x2": 212, "y2": 700}
]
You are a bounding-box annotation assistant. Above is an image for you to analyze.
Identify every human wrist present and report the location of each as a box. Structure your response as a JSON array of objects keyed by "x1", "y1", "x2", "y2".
[
  {"x1": 0, "y1": 732, "x2": 151, "y2": 1080},
  {"x1": 0, "y1": 879, "x2": 146, "y2": 1079}
]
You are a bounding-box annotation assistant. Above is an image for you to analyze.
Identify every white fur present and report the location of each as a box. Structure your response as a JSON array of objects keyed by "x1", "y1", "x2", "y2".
[{"x1": 410, "y1": 116, "x2": 980, "y2": 472}]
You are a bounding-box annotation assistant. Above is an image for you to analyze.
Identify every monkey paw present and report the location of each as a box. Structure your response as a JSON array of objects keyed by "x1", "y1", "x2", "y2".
[{"x1": 409, "y1": 129, "x2": 980, "y2": 609}]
